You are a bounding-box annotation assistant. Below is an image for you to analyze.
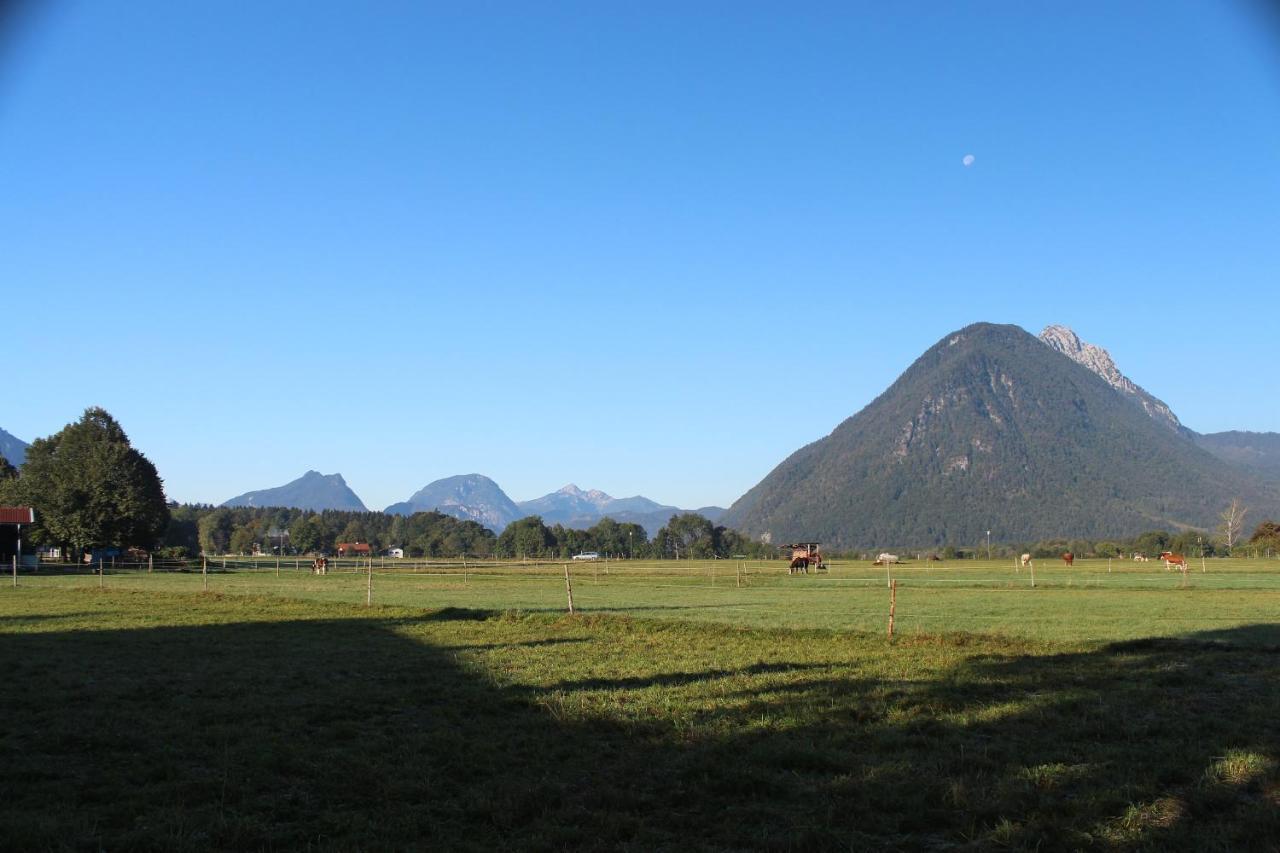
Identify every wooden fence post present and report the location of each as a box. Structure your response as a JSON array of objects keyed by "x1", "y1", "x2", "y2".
[
  {"x1": 11, "y1": 555, "x2": 15, "y2": 589},
  {"x1": 99, "y1": 558, "x2": 104, "y2": 590},
  {"x1": 737, "y1": 561, "x2": 742, "y2": 588},
  {"x1": 203, "y1": 556, "x2": 208, "y2": 592},
  {"x1": 1030, "y1": 559, "x2": 1036, "y2": 589},
  {"x1": 887, "y1": 579, "x2": 897, "y2": 640},
  {"x1": 563, "y1": 562, "x2": 574, "y2": 614},
  {"x1": 367, "y1": 560, "x2": 373, "y2": 606},
  {"x1": 148, "y1": 554, "x2": 153, "y2": 573}
]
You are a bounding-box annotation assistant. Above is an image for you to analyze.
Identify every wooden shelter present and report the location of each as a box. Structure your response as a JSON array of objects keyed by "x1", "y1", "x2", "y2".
[
  {"x1": 0, "y1": 506, "x2": 35, "y2": 564},
  {"x1": 783, "y1": 542, "x2": 825, "y2": 574}
]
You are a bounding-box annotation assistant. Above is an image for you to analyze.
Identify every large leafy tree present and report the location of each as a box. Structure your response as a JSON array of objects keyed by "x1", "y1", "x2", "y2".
[
  {"x1": 654, "y1": 513, "x2": 717, "y2": 559},
  {"x1": 18, "y1": 408, "x2": 169, "y2": 553},
  {"x1": 495, "y1": 516, "x2": 554, "y2": 558}
]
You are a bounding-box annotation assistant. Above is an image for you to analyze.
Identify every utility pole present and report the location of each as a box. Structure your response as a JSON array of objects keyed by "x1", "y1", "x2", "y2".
[{"x1": 986, "y1": 530, "x2": 991, "y2": 561}]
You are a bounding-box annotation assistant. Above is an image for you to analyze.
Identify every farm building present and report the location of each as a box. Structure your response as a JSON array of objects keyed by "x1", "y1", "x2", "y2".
[
  {"x1": 0, "y1": 506, "x2": 35, "y2": 564},
  {"x1": 386, "y1": 547, "x2": 404, "y2": 559},
  {"x1": 336, "y1": 542, "x2": 372, "y2": 557}
]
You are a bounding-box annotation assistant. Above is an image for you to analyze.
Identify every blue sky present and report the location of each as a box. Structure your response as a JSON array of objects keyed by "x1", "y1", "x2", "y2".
[{"x1": 3, "y1": 1, "x2": 1278, "y2": 511}]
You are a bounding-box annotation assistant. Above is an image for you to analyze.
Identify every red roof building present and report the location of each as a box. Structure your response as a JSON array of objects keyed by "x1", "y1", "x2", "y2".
[
  {"x1": 336, "y1": 542, "x2": 372, "y2": 556},
  {"x1": 0, "y1": 506, "x2": 34, "y2": 562},
  {"x1": 0, "y1": 507, "x2": 35, "y2": 525}
]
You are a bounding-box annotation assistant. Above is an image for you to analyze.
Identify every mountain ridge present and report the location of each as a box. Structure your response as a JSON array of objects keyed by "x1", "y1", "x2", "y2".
[
  {"x1": 385, "y1": 474, "x2": 524, "y2": 532},
  {"x1": 222, "y1": 470, "x2": 368, "y2": 512},
  {"x1": 722, "y1": 322, "x2": 1280, "y2": 548},
  {"x1": 1038, "y1": 324, "x2": 1188, "y2": 435},
  {"x1": 0, "y1": 427, "x2": 28, "y2": 467},
  {"x1": 384, "y1": 476, "x2": 724, "y2": 535}
]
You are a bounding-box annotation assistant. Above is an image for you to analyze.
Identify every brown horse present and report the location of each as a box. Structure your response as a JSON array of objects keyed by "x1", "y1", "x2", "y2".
[{"x1": 1061, "y1": 552, "x2": 1074, "y2": 566}]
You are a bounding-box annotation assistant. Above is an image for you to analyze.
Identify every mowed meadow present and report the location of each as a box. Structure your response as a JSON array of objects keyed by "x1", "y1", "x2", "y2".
[{"x1": 3, "y1": 558, "x2": 1279, "y2": 850}]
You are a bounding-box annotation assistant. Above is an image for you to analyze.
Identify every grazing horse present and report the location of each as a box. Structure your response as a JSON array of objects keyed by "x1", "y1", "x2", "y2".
[
  {"x1": 1020, "y1": 553, "x2": 1032, "y2": 569},
  {"x1": 1160, "y1": 551, "x2": 1187, "y2": 571},
  {"x1": 1061, "y1": 552, "x2": 1074, "y2": 566}
]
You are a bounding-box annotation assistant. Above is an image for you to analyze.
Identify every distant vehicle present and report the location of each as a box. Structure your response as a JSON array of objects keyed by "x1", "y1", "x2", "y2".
[{"x1": 572, "y1": 551, "x2": 600, "y2": 561}]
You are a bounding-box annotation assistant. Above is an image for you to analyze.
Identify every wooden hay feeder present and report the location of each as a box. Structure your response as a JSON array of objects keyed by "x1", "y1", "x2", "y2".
[{"x1": 785, "y1": 543, "x2": 825, "y2": 574}]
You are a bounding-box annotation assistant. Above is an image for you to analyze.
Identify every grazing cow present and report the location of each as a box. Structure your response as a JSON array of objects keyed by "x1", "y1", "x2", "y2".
[
  {"x1": 1160, "y1": 551, "x2": 1187, "y2": 571},
  {"x1": 874, "y1": 553, "x2": 900, "y2": 566},
  {"x1": 1061, "y1": 552, "x2": 1074, "y2": 566},
  {"x1": 1133, "y1": 553, "x2": 1149, "y2": 562},
  {"x1": 928, "y1": 554, "x2": 942, "y2": 562},
  {"x1": 1020, "y1": 553, "x2": 1032, "y2": 569}
]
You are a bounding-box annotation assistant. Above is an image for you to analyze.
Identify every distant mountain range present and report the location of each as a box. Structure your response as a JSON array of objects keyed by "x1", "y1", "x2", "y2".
[
  {"x1": 217, "y1": 468, "x2": 720, "y2": 535},
  {"x1": 222, "y1": 471, "x2": 368, "y2": 511},
  {"x1": 384, "y1": 476, "x2": 723, "y2": 535},
  {"x1": 722, "y1": 322, "x2": 1280, "y2": 548},
  {"x1": 0, "y1": 427, "x2": 29, "y2": 467},
  {"x1": 514, "y1": 483, "x2": 724, "y2": 532}
]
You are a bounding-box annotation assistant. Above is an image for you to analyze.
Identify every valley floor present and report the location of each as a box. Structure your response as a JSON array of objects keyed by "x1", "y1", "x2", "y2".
[{"x1": 1, "y1": 563, "x2": 1278, "y2": 849}]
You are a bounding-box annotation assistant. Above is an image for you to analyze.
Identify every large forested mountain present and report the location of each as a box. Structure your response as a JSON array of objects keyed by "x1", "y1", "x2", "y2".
[
  {"x1": 222, "y1": 470, "x2": 368, "y2": 512},
  {"x1": 723, "y1": 323, "x2": 1280, "y2": 548},
  {"x1": 0, "y1": 427, "x2": 28, "y2": 467}
]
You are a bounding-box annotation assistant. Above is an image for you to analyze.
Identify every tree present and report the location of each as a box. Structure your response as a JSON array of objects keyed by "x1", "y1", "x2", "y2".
[
  {"x1": 496, "y1": 516, "x2": 554, "y2": 558},
  {"x1": 1216, "y1": 498, "x2": 1248, "y2": 552},
  {"x1": 198, "y1": 508, "x2": 233, "y2": 554},
  {"x1": 17, "y1": 408, "x2": 169, "y2": 554},
  {"x1": 653, "y1": 514, "x2": 717, "y2": 559},
  {"x1": 1249, "y1": 520, "x2": 1280, "y2": 553},
  {"x1": 229, "y1": 524, "x2": 257, "y2": 555},
  {"x1": 1132, "y1": 530, "x2": 1171, "y2": 557},
  {"x1": 0, "y1": 454, "x2": 17, "y2": 506},
  {"x1": 289, "y1": 514, "x2": 322, "y2": 554}
]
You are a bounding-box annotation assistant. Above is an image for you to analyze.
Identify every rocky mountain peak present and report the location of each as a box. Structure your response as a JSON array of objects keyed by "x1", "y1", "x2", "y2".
[{"x1": 1038, "y1": 324, "x2": 1184, "y2": 433}]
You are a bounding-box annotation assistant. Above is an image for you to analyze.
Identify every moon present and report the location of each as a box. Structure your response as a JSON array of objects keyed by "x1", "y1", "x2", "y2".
[{"x1": 962, "y1": 154, "x2": 975, "y2": 167}]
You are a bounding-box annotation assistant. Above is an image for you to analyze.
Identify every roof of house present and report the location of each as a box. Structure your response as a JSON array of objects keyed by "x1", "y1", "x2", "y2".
[
  {"x1": 0, "y1": 507, "x2": 34, "y2": 524},
  {"x1": 337, "y1": 542, "x2": 372, "y2": 552}
]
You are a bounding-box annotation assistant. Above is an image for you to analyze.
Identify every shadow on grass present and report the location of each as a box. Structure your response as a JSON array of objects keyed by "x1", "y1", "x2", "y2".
[
  {"x1": 0, "y1": 605, "x2": 1277, "y2": 850},
  {"x1": 527, "y1": 660, "x2": 833, "y2": 694}
]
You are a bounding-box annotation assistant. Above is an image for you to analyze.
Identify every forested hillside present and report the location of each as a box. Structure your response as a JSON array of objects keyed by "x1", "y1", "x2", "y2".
[{"x1": 724, "y1": 323, "x2": 1280, "y2": 549}]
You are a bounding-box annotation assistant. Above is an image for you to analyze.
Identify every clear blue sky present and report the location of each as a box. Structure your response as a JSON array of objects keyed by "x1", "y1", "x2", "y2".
[{"x1": 3, "y1": 2, "x2": 1278, "y2": 511}]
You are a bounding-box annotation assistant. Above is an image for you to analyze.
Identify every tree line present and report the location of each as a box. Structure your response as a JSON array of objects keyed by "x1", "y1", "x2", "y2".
[
  {"x1": 162, "y1": 505, "x2": 768, "y2": 560},
  {"x1": 2, "y1": 407, "x2": 1276, "y2": 562},
  {"x1": 0, "y1": 408, "x2": 769, "y2": 560}
]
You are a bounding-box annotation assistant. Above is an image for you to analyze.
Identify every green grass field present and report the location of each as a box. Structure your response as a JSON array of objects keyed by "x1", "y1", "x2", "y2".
[
  {"x1": 2, "y1": 558, "x2": 1278, "y2": 849},
  {"x1": 21, "y1": 556, "x2": 1280, "y2": 643}
]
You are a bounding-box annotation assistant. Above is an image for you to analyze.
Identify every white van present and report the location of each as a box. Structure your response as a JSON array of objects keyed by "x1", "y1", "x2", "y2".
[{"x1": 572, "y1": 551, "x2": 600, "y2": 561}]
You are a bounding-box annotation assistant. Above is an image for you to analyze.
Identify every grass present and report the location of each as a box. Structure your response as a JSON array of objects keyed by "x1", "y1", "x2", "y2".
[
  {"x1": 18, "y1": 556, "x2": 1280, "y2": 643},
  {"x1": 1, "y1": 561, "x2": 1278, "y2": 849}
]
